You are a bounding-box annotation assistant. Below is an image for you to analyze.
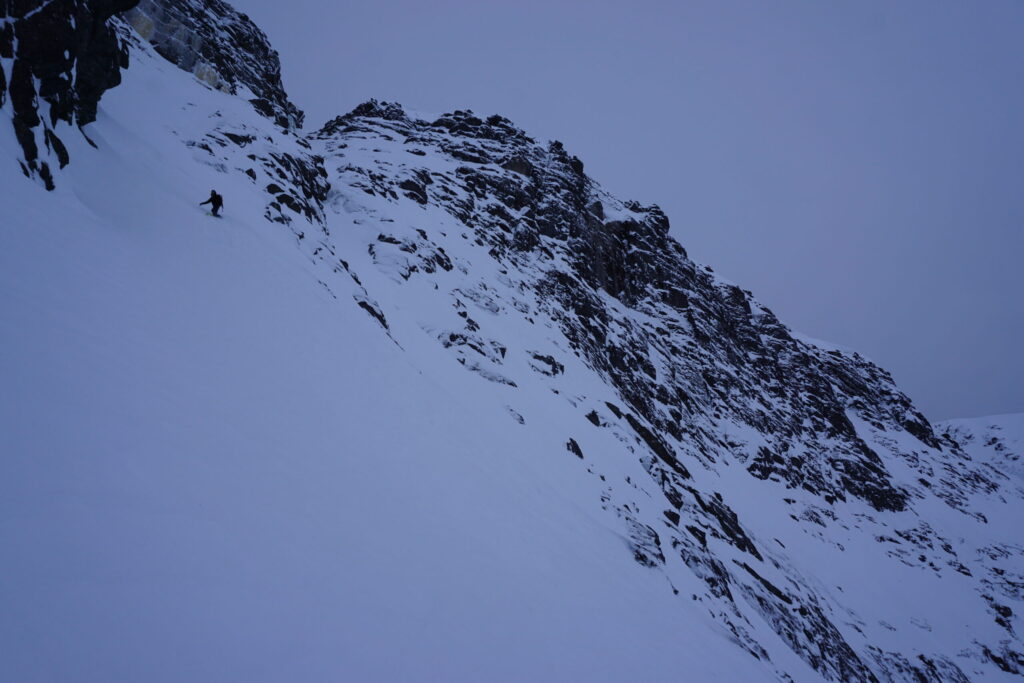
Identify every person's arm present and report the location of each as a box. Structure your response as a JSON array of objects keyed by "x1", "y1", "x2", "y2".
[{"x1": 200, "y1": 198, "x2": 211, "y2": 206}]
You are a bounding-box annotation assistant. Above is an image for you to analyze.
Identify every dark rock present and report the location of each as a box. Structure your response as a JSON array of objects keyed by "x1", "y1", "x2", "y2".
[
  {"x1": 223, "y1": 132, "x2": 255, "y2": 146},
  {"x1": 4, "y1": 0, "x2": 138, "y2": 187},
  {"x1": 528, "y1": 353, "x2": 564, "y2": 377},
  {"x1": 501, "y1": 155, "x2": 533, "y2": 177},
  {"x1": 736, "y1": 562, "x2": 792, "y2": 604},
  {"x1": 125, "y1": 0, "x2": 302, "y2": 129},
  {"x1": 685, "y1": 525, "x2": 707, "y2": 547},
  {"x1": 625, "y1": 413, "x2": 690, "y2": 479},
  {"x1": 356, "y1": 299, "x2": 389, "y2": 329},
  {"x1": 690, "y1": 489, "x2": 761, "y2": 560},
  {"x1": 399, "y1": 178, "x2": 428, "y2": 205},
  {"x1": 320, "y1": 100, "x2": 407, "y2": 132},
  {"x1": 626, "y1": 519, "x2": 665, "y2": 567},
  {"x1": 310, "y1": 93, "x2": 1017, "y2": 679},
  {"x1": 44, "y1": 129, "x2": 70, "y2": 168}
]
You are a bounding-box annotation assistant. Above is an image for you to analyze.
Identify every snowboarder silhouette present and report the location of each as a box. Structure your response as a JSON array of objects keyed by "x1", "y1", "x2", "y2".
[{"x1": 200, "y1": 189, "x2": 224, "y2": 217}]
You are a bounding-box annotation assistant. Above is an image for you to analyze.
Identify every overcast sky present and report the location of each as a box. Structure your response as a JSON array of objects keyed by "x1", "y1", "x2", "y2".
[{"x1": 230, "y1": 0, "x2": 1023, "y2": 421}]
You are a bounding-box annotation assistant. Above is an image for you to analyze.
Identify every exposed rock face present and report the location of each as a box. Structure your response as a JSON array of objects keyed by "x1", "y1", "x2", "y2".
[
  {"x1": 1, "y1": 0, "x2": 137, "y2": 189},
  {"x1": 313, "y1": 102, "x2": 928, "y2": 516},
  {"x1": 3, "y1": 0, "x2": 302, "y2": 189},
  {"x1": 302, "y1": 99, "x2": 1024, "y2": 680},
  {"x1": 124, "y1": 0, "x2": 302, "y2": 130}
]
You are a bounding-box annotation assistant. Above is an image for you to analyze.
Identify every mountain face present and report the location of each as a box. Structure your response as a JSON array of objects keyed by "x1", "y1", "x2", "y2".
[
  {"x1": 302, "y1": 102, "x2": 1024, "y2": 679},
  {"x1": 123, "y1": 0, "x2": 301, "y2": 129},
  {"x1": 2, "y1": 3, "x2": 1022, "y2": 681},
  {"x1": 1, "y1": 0, "x2": 137, "y2": 188}
]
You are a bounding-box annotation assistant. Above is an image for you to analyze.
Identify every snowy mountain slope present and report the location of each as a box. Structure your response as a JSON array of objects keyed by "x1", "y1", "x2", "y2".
[
  {"x1": 2, "y1": 3, "x2": 1023, "y2": 681},
  {"x1": 0, "y1": 33, "x2": 774, "y2": 683},
  {"x1": 940, "y1": 415, "x2": 1024, "y2": 486},
  {"x1": 298, "y1": 102, "x2": 1024, "y2": 681}
]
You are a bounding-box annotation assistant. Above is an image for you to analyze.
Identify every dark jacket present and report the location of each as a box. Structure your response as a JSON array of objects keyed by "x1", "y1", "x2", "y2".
[{"x1": 200, "y1": 191, "x2": 224, "y2": 209}]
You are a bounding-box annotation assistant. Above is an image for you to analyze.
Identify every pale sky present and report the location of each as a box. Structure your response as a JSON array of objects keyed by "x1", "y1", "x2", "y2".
[{"x1": 231, "y1": 0, "x2": 1024, "y2": 421}]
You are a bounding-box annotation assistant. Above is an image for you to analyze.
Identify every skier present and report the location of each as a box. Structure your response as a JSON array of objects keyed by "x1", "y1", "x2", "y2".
[{"x1": 200, "y1": 189, "x2": 224, "y2": 217}]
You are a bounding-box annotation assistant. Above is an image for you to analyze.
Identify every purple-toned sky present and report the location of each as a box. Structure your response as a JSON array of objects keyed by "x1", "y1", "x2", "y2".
[{"x1": 231, "y1": 0, "x2": 1023, "y2": 421}]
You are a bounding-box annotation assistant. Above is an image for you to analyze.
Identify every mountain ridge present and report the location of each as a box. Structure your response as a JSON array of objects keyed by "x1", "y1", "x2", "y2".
[{"x1": 2, "y1": 2, "x2": 1022, "y2": 681}]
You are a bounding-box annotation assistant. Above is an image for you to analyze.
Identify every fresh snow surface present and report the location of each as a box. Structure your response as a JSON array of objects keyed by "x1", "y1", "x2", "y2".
[{"x1": 0, "y1": 38, "x2": 771, "y2": 683}]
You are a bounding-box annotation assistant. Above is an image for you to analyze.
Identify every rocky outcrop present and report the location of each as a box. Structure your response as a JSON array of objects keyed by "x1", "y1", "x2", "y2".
[
  {"x1": 1, "y1": 0, "x2": 137, "y2": 189},
  {"x1": 124, "y1": 0, "x2": 302, "y2": 130},
  {"x1": 313, "y1": 102, "x2": 929, "y2": 517},
  {"x1": 308, "y1": 99, "x2": 1023, "y2": 680}
]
